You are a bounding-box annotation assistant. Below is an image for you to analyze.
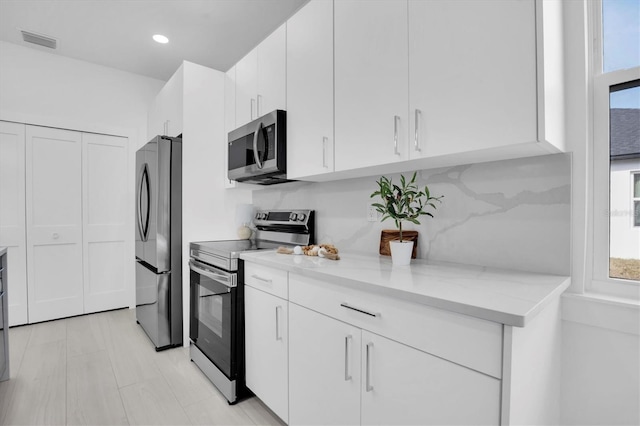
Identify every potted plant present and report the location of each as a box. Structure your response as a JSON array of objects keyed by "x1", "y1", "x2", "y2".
[{"x1": 370, "y1": 171, "x2": 443, "y2": 265}]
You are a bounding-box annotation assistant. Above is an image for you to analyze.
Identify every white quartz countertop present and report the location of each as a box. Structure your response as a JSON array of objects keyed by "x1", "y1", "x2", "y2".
[{"x1": 240, "y1": 250, "x2": 570, "y2": 327}]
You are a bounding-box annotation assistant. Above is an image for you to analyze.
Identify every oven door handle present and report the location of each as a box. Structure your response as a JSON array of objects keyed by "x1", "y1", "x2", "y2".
[{"x1": 189, "y1": 260, "x2": 236, "y2": 288}]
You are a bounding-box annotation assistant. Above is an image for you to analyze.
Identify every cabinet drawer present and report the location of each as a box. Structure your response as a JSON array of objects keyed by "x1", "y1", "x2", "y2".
[
  {"x1": 289, "y1": 273, "x2": 502, "y2": 378},
  {"x1": 244, "y1": 262, "x2": 288, "y2": 299}
]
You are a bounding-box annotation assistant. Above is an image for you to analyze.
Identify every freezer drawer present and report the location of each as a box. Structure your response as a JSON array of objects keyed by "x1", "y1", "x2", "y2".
[{"x1": 136, "y1": 261, "x2": 172, "y2": 350}]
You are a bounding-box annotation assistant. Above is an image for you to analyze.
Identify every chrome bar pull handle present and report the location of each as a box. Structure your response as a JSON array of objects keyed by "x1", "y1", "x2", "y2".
[
  {"x1": 366, "y1": 342, "x2": 374, "y2": 392},
  {"x1": 322, "y1": 137, "x2": 328, "y2": 168},
  {"x1": 414, "y1": 109, "x2": 422, "y2": 152},
  {"x1": 257, "y1": 94, "x2": 262, "y2": 117},
  {"x1": 250, "y1": 98, "x2": 256, "y2": 120},
  {"x1": 340, "y1": 302, "x2": 380, "y2": 318},
  {"x1": 251, "y1": 274, "x2": 272, "y2": 284},
  {"x1": 393, "y1": 115, "x2": 400, "y2": 155},
  {"x1": 344, "y1": 335, "x2": 353, "y2": 381},
  {"x1": 275, "y1": 306, "x2": 282, "y2": 341}
]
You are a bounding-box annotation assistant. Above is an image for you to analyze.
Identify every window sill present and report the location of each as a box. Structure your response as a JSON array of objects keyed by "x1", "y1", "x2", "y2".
[{"x1": 562, "y1": 292, "x2": 640, "y2": 335}]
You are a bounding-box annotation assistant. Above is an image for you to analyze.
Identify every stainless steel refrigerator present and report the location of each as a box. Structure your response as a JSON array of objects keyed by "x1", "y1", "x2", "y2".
[{"x1": 135, "y1": 135, "x2": 182, "y2": 350}]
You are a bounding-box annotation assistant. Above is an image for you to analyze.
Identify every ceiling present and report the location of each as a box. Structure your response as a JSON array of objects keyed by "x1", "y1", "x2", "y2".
[{"x1": 0, "y1": 0, "x2": 308, "y2": 81}]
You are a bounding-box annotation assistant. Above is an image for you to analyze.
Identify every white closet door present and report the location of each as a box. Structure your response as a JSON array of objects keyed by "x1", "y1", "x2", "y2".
[
  {"x1": 82, "y1": 133, "x2": 128, "y2": 313},
  {"x1": 26, "y1": 125, "x2": 83, "y2": 323},
  {"x1": 0, "y1": 121, "x2": 28, "y2": 326}
]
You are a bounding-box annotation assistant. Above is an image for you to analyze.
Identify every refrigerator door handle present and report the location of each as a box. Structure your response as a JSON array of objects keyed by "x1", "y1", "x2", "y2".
[{"x1": 138, "y1": 163, "x2": 151, "y2": 242}]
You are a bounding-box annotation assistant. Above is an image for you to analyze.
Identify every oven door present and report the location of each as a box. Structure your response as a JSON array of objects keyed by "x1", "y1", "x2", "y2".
[{"x1": 189, "y1": 259, "x2": 237, "y2": 379}]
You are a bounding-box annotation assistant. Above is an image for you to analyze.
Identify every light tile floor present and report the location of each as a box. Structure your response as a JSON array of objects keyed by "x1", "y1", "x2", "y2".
[{"x1": 0, "y1": 308, "x2": 285, "y2": 426}]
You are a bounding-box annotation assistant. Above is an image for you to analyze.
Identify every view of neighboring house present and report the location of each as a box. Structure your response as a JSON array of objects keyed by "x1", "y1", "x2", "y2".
[{"x1": 609, "y1": 107, "x2": 640, "y2": 261}]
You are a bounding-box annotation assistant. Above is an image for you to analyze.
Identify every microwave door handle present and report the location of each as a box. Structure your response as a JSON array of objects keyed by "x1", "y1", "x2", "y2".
[{"x1": 252, "y1": 121, "x2": 264, "y2": 169}]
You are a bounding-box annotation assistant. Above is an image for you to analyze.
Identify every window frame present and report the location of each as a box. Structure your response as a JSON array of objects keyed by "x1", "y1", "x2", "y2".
[
  {"x1": 633, "y1": 172, "x2": 640, "y2": 228},
  {"x1": 589, "y1": 0, "x2": 640, "y2": 300}
]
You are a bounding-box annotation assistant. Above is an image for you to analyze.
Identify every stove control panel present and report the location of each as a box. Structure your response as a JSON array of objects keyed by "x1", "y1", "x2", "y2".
[
  {"x1": 254, "y1": 210, "x2": 312, "y2": 224},
  {"x1": 253, "y1": 209, "x2": 315, "y2": 246}
]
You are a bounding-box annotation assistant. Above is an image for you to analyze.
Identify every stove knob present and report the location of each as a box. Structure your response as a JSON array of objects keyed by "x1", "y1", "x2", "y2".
[
  {"x1": 297, "y1": 213, "x2": 306, "y2": 221},
  {"x1": 289, "y1": 212, "x2": 298, "y2": 221},
  {"x1": 255, "y1": 213, "x2": 261, "y2": 220}
]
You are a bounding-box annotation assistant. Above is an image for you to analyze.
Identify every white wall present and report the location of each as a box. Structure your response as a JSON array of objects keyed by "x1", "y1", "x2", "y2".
[
  {"x1": 610, "y1": 159, "x2": 640, "y2": 259},
  {"x1": 562, "y1": 1, "x2": 640, "y2": 424},
  {"x1": 561, "y1": 295, "x2": 640, "y2": 425},
  {"x1": 0, "y1": 41, "x2": 164, "y2": 141},
  {"x1": 0, "y1": 41, "x2": 165, "y2": 311},
  {"x1": 180, "y1": 61, "x2": 252, "y2": 346},
  {"x1": 252, "y1": 153, "x2": 571, "y2": 276}
]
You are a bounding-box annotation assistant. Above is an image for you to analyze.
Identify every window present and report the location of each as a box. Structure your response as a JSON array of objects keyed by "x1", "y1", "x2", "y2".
[
  {"x1": 591, "y1": 0, "x2": 640, "y2": 297},
  {"x1": 634, "y1": 173, "x2": 640, "y2": 227}
]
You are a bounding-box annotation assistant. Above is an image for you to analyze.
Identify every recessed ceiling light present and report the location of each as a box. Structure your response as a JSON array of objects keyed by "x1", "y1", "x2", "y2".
[{"x1": 153, "y1": 34, "x2": 169, "y2": 44}]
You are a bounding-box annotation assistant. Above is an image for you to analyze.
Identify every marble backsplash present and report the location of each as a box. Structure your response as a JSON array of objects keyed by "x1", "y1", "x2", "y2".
[{"x1": 252, "y1": 153, "x2": 571, "y2": 276}]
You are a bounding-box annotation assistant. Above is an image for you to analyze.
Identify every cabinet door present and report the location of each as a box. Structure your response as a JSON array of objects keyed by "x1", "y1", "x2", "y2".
[
  {"x1": 361, "y1": 331, "x2": 501, "y2": 425},
  {"x1": 408, "y1": 0, "x2": 537, "y2": 159},
  {"x1": 26, "y1": 125, "x2": 83, "y2": 323},
  {"x1": 286, "y1": 0, "x2": 334, "y2": 179},
  {"x1": 289, "y1": 303, "x2": 361, "y2": 426},
  {"x1": 82, "y1": 133, "x2": 129, "y2": 313},
  {"x1": 0, "y1": 121, "x2": 28, "y2": 326},
  {"x1": 257, "y1": 23, "x2": 287, "y2": 117},
  {"x1": 334, "y1": 0, "x2": 409, "y2": 171},
  {"x1": 147, "y1": 95, "x2": 164, "y2": 141},
  {"x1": 148, "y1": 65, "x2": 184, "y2": 139},
  {"x1": 160, "y1": 65, "x2": 184, "y2": 137},
  {"x1": 235, "y1": 48, "x2": 258, "y2": 126},
  {"x1": 245, "y1": 286, "x2": 288, "y2": 423}
]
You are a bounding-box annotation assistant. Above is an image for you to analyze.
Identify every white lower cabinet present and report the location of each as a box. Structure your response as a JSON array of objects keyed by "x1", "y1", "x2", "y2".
[
  {"x1": 288, "y1": 302, "x2": 500, "y2": 426},
  {"x1": 360, "y1": 331, "x2": 500, "y2": 426},
  {"x1": 244, "y1": 285, "x2": 288, "y2": 423},
  {"x1": 289, "y1": 303, "x2": 361, "y2": 425}
]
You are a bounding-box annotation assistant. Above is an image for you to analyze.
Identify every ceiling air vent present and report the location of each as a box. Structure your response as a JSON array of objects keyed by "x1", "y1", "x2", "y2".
[{"x1": 21, "y1": 30, "x2": 57, "y2": 49}]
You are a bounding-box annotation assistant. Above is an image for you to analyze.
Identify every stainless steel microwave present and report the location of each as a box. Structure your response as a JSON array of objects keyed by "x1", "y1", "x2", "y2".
[{"x1": 228, "y1": 110, "x2": 291, "y2": 185}]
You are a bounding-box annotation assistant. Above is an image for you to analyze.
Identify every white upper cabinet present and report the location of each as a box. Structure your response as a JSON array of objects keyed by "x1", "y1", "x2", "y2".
[
  {"x1": 148, "y1": 65, "x2": 184, "y2": 139},
  {"x1": 235, "y1": 23, "x2": 287, "y2": 127},
  {"x1": 408, "y1": 0, "x2": 537, "y2": 159},
  {"x1": 278, "y1": 0, "x2": 564, "y2": 182},
  {"x1": 257, "y1": 23, "x2": 287, "y2": 117},
  {"x1": 334, "y1": 0, "x2": 409, "y2": 172},
  {"x1": 286, "y1": 0, "x2": 334, "y2": 179},
  {"x1": 235, "y1": 48, "x2": 258, "y2": 127}
]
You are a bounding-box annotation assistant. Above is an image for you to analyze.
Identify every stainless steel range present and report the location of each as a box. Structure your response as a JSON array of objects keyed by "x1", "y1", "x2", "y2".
[{"x1": 189, "y1": 209, "x2": 314, "y2": 404}]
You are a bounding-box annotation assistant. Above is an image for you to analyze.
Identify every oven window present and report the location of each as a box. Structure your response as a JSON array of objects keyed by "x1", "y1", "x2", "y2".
[
  {"x1": 190, "y1": 269, "x2": 235, "y2": 378},
  {"x1": 199, "y1": 287, "x2": 224, "y2": 337}
]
